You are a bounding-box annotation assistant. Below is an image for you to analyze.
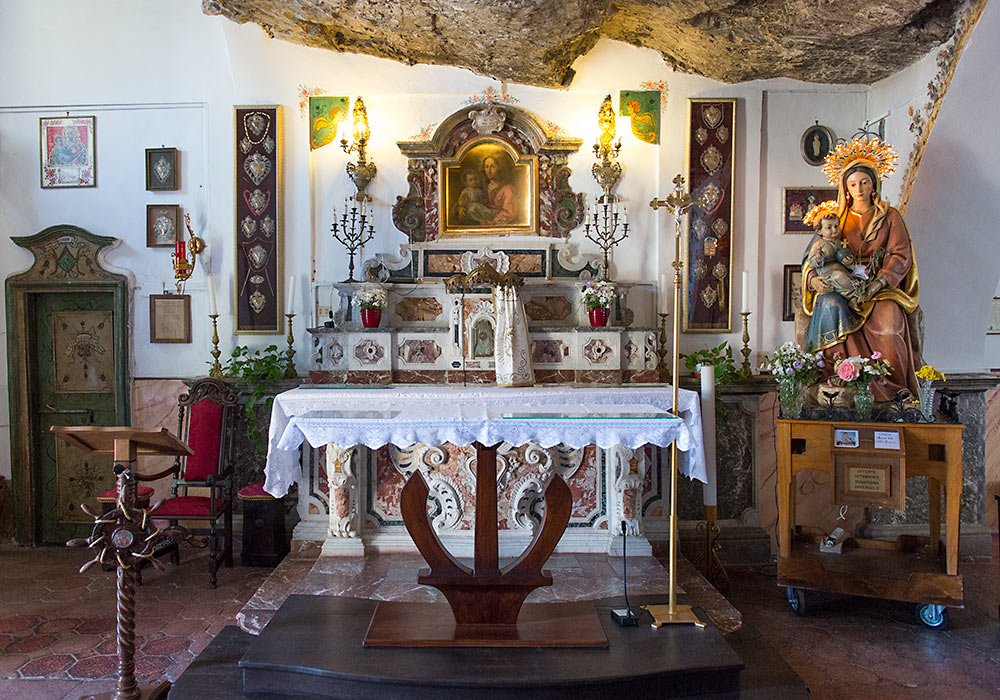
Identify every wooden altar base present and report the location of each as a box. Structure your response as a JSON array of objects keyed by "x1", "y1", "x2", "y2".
[{"x1": 234, "y1": 594, "x2": 746, "y2": 700}]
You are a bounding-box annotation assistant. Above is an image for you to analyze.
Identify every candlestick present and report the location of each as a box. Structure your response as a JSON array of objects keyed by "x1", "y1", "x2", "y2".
[
  {"x1": 700, "y1": 365, "x2": 717, "y2": 508},
  {"x1": 284, "y1": 313, "x2": 297, "y2": 379},
  {"x1": 741, "y1": 270, "x2": 750, "y2": 314},
  {"x1": 740, "y1": 310, "x2": 752, "y2": 377},
  {"x1": 208, "y1": 314, "x2": 223, "y2": 378},
  {"x1": 656, "y1": 312, "x2": 671, "y2": 383},
  {"x1": 286, "y1": 275, "x2": 296, "y2": 315},
  {"x1": 206, "y1": 273, "x2": 218, "y2": 316}
]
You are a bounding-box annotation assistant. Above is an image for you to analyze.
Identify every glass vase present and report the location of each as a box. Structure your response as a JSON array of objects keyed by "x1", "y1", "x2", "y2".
[
  {"x1": 918, "y1": 381, "x2": 936, "y2": 422},
  {"x1": 854, "y1": 383, "x2": 874, "y2": 420},
  {"x1": 778, "y1": 380, "x2": 804, "y2": 419}
]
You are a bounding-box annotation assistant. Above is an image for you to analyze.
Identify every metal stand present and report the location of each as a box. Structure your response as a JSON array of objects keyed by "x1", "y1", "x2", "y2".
[
  {"x1": 208, "y1": 314, "x2": 223, "y2": 379},
  {"x1": 284, "y1": 313, "x2": 296, "y2": 379},
  {"x1": 700, "y1": 505, "x2": 729, "y2": 592},
  {"x1": 656, "y1": 312, "x2": 671, "y2": 383},
  {"x1": 740, "y1": 310, "x2": 752, "y2": 377}
]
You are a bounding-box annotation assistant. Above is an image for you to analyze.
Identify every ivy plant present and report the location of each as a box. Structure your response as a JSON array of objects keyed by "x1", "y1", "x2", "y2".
[
  {"x1": 680, "y1": 342, "x2": 740, "y2": 386},
  {"x1": 221, "y1": 345, "x2": 287, "y2": 459}
]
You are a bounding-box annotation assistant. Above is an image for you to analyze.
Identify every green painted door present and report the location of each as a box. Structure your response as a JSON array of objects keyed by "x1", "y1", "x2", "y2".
[{"x1": 31, "y1": 291, "x2": 124, "y2": 543}]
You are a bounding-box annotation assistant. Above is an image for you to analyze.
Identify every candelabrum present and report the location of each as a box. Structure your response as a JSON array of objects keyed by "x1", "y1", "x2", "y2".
[
  {"x1": 331, "y1": 198, "x2": 375, "y2": 283},
  {"x1": 584, "y1": 196, "x2": 629, "y2": 280},
  {"x1": 740, "y1": 311, "x2": 752, "y2": 377},
  {"x1": 341, "y1": 97, "x2": 377, "y2": 201},
  {"x1": 656, "y1": 312, "x2": 671, "y2": 383},
  {"x1": 208, "y1": 314, "x2": 223, "y2": 378},
  {"x1": 284, "y1": 313, "x2": 297, "y2": 379},
  {"x1": 172, "y1": 213, "x2": 206, "y2": 294}
]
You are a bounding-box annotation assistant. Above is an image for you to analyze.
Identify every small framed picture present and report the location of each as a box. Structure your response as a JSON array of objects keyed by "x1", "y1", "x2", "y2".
[
  {"x1": 801, "y1": 124, "x2": 835, "y2": 166},
  {"x1": 783, "y1": 264, "x2": 802, "y2": 322},
  {"x1": 146, "y1": 205, "x2": 181, "y2": 248},
  {"x1": 150, "y1": 294, "x2": 191, "y2": 343},
  {"x1": 40, "y1": 115, "x2": 96, "y2": 188},
  {"x1": 834, "y1": 429, "x2": 860, "y2": 448},
  {"x1": 782, "y1": 187, "x2": 838, "y2": 234},
  {"x1": 145, "y1": 148, "x2": 179, "y2": 190}
]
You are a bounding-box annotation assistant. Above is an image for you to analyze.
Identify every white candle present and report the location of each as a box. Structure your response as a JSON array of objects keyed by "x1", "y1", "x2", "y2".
[
  {"x1": 659, "y1": 273, "x2": 670, "y2": 314},
  {"x1": 623, "y1": 208, "x2": 628, "y2": 225},
  {"x1": 700, "y1": 364, "x2": 718, "y2": 507},
  {"x1": 741, "y1": 270, "x2": 750, "y2": 314},
  {"x1": 592, "y1": 200, "x2": 598, "y2": 215},
  {"x1": 286, "y1": 275, "x2": 296, "y2": 315},
  {"x1": 206, "y1": 273, "x2": 218, "y2": 316}
]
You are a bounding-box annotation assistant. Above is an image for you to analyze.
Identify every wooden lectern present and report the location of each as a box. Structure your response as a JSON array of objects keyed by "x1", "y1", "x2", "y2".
[{"x1": 52, "y1": 426, "x2": 192, "y2": 700}]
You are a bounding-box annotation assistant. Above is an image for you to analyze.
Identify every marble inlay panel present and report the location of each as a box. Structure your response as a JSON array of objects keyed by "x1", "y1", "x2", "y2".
[
  {"x1": 395, "y1": 297, "x2": 444, "y2": 322},
  {"x1": 524, "y1": 296, "x2": 572, "y2": 321}
]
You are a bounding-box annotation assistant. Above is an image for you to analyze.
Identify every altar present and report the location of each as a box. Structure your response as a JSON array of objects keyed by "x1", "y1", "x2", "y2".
[{"x1": 265, "y1": 384, "x2": 705, "y2": 557}]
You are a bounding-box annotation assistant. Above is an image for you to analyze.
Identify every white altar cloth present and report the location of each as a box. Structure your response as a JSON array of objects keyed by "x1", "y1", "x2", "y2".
[{"x1": 264, "y1": 385, "x2": 706, "y2": 498}]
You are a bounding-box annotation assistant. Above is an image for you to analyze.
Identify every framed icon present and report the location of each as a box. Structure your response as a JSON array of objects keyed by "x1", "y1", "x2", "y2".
[
  {"x1": 146, "y1": 204, "x2": 181, "y2": 248},
  {"x1": 146, "y1": 147, "x2": 179, "y2": 190},
  {"x1": 782, "y1": 187, "x2": 838, "y2": 234},
  {"x1": 40, "y1": 116, "x2": 96, "y2": 188},
  {"x1": 801, "y1": 124, "x2": 835, "y2": 166}
]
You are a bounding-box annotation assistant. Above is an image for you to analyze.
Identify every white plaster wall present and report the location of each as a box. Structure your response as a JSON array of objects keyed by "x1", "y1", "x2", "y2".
[{"x1": 0, "y1": 0, "x2": 992, "y2": 483}]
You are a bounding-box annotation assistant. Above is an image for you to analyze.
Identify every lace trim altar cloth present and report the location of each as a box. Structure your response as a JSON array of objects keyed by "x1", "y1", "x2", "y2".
[{"x1": 264, "y1": 385, "x2": 705, "y2": 497}]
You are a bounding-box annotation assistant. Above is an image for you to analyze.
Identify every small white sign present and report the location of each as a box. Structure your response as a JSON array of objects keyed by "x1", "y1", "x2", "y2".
[
  {"x1": 874, "y1": 431, "x2": 901, "y2": 450},
  {"x1": 834, "y1": 429, "x2": 859, "y2": 448}
]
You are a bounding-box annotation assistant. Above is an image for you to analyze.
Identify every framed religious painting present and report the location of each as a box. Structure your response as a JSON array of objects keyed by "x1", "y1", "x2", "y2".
[
  {"x1": 39, "y1": 116, "x2": 96, "y2": 188},
  {"x1": 439, "y1": 137, "x2": 538, "y2": 238},
  {"x1": 146, "y1": 147, "x2": 179, "y2": 190},
  {"x1": 801, "y1": 124, "x2": 835, "y2": 166},
  {"x1": 783, "y1": 264, "x2": 803, "y2": 322},
  {"x1": 782, "y1": 187, "x2": 837, "y2": 234},
  {"x1": 149, "y1": 294, "x2": 191, "y2": 343},
  {"x1": 146, "y1": 204, "x2": 181, "y2": 248}
]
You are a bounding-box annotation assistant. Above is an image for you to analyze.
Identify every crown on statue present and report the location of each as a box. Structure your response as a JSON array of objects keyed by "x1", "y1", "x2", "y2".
[
  {"x1": 802, "y1": 200, "x2": 840, "y2": 227},
  {"x1": 822, "y1": 137, "x2": 898, "y2": 185}
]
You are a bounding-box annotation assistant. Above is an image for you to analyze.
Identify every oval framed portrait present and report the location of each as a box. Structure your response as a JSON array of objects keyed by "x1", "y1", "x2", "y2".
[{"x1": 800, "y1": 124, "x2": 835, "y2": 166}]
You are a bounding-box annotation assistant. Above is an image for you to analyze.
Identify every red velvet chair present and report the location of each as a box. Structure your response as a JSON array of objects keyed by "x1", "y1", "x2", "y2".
[{"x1": 147, "y1": 378, "x2": 239, "y2": 588}]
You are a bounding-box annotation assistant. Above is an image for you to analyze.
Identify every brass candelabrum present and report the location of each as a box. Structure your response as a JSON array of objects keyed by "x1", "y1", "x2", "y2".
[
  {"x1": 584, "y1": 196, "x2": 629, "y2": 280},
  {"x1": 331, "y1": 198, "x2": 375, "y2": 283},
  {"x1": 172, "y1": 214, "x2": 206, "y2": 294},
  {"x1": 656, "y1": 312, "x2": 671, "y2": 383},
  {"x1": 208, "y1": 314, "x2": 223, "y2": 378},
  {"x1": 284, "y1": 313, "x2": 297, "y2": 379},
  {"x1": 740, "y1": 311, "x2": 753, "y2": 376}
]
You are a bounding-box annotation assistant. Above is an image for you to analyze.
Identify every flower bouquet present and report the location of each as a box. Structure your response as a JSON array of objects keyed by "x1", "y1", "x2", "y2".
[
  {"x1": 352, "y1": 285, "x2": 387, "y2": 328},
  {"x1": 830, "y1": 351, "x2": 892, "y2": 419},
  {"x1": 581, "y1": 281, "x2": 616, "y2": 326},
  {"x1": 761, "y1": 342, "x2": 823, "y2": 418},
  {"x1": 915, "y1": 364, "x2": 945, "y2": 421}
]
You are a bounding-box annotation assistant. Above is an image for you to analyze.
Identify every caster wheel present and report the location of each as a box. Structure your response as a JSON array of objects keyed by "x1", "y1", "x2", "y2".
[
  {"x1": 916, "y1": 603, "x2": 950, "y2": 629},
  {"x1": 786, "y1": 587, "x2": 806, "y2": 616}
]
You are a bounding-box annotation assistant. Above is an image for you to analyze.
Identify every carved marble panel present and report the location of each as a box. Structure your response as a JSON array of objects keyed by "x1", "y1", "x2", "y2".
[
  {"x1": 524, "y1": 295, "x2": 572, "y2": 321},
  {"x1": 395, "y1": 297, "x2": 444, "y2": 322},
  {"x1": 398, "y1": 338, "x2": 442, "y2": 365}
]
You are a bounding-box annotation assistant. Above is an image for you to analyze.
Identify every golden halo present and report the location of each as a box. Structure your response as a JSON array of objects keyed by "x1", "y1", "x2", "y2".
[
  {"x1": 803, "y1": 200, "x2": 840, "y2": 227},
  {"x1": 822, "y1": 137, "x2": 898, "y2": 185}
]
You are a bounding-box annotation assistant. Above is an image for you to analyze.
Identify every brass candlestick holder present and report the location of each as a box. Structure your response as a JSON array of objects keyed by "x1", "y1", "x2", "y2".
[
  {"x1": 656, "y1": 312, "x2": 671, "y2": 383},
  {"x1": 740, "y1": 311, "x2": 752, "y2": 377},
  {"x1": 284, "y1": 313, "x2": 297, "y2": 379},
  {"x1": 331, "y1": 198, "x2": 375, "y2": 283},
  {"x1": 584, "y1": 196, "x2": 629, "y2": 280},
  {"x1": 208, "y1": 314, "x2": 223, "y2": 378},
  {"x1": 700, "y1": 505, "x2": 729, "y2": 592}
]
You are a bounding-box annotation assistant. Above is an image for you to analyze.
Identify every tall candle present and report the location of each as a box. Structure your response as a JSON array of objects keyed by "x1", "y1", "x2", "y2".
[
  {"x1": 659, "y1": 273, "x2": 670, "y2": 314},
  {"x1": 741, "y1": 270, "x2": 750, "y2": 314},
  {"x1": 206, "y1": 273, "x2": 218, "y2": 316},
  {"x1": 286, "y1": 275, "x2": 296, "y2": 315},
  {"x1": 623, "y1": 208, "x2": 628, "y2": 225},
  {"x1": 175, "y1": 240, "x2": 185, "y2": 260},
  {"x1": 700, "y1": 364, "x2": 718, "y2": 507}
]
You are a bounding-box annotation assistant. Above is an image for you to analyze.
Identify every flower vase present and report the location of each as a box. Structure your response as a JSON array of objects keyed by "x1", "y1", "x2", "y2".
[
  {"x1": 589, "y1": 307, "x2": 610, "y2": 327},
  {"x1": 778, "y1": 380, "x2": 804, "y2": 419},
  {"x1": 361, "y1": 308, "x2": 382, "y2": 328},
  {"x1": 854, "y1": 383, "x2": 874, "y2": 420},
  {"x1": 918, "y1": 381, "x2": 936, "y2": 422}
]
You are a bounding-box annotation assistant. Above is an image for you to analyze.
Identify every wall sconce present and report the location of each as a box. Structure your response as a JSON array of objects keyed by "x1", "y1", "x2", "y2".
[
  {"x1": 591, "y1": 94, "x2": 622, "y2": 198},
  {"x1": 172, "y1": 213, "x2": 205, "y2": 293},
  {"x1": 341, "y1": 97, "x2": 377, "y2": 201}
]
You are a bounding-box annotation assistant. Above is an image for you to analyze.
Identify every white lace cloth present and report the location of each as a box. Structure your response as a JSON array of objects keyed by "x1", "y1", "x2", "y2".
[{"x1": 264, "y1": 385, "x2": 706, "y2": 497}]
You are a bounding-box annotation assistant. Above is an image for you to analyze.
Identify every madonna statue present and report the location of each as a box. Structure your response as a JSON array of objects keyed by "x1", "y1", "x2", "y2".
[{"x1": 801, "y1": 138, "x2": 920, "y2": 401}]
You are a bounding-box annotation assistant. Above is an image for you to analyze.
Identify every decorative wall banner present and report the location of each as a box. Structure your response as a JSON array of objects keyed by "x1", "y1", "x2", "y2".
[
  {"x1": 619, "y1": 90, "x2": 660, "y2": 144},
  {"x1": 39, "y1": 116, "x2": 96, "y2": 188},
  {"x1": 309, "y1": 96, "x2": 348, "y2": 150},
  {"x1": 234, "y1": 105, "x2": 283, "y2": 334},
  {"x1": 684, "y1": 98, "x2": 736, "y2": 332}
]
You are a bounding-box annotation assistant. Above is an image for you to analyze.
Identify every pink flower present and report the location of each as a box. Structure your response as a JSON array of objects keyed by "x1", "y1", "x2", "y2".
[
  {"x1": 837, "y1": 360, "x2": 860, "y2": 382},
  {"x1": 871, "y1": 351, "x2": 882, "y2": 360}
]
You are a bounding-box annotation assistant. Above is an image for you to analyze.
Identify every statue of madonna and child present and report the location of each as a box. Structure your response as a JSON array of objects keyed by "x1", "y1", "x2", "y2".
[{"x1": 798, "y1": 137, "x2": 921, "y2": 406}]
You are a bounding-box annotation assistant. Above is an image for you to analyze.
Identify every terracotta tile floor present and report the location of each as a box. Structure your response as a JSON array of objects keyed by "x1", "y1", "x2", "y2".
[{"x1": 0, "y1": 538, "x2": 997, "y2": 699}]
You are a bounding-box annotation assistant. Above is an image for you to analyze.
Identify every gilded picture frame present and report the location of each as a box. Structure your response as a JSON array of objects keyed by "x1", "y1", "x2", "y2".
[
  {"x1": 801, "y1": 124, "x2": 835, "y2": 166},
  {"x1": 146, "y1": 204, "x2": 181, "y2": 248},
  {"x1": 439, "y1": 137, "x2": 538, "y2": 238}
]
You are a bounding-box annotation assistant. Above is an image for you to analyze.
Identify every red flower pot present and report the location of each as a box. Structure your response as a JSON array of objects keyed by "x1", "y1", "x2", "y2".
[
  {"x1": 361, "y1": 308, "x2": 382, "y2": 328},
  {"x1": 588, "y1": 307, "x2": 610, "y2": 327}
]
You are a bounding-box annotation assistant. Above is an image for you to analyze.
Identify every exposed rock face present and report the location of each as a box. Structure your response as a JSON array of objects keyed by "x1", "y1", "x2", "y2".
[{"x1": 203, "y1": 0, "x2": 964, "y2": 87}]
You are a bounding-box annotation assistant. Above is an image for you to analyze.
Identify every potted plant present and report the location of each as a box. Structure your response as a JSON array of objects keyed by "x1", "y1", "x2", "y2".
[
  {"x1": 580, "y1": 281, "x2": 616, "y2": 327},
  {"x1": 221, "y1": 345, "x2": 289, "y2": 460},
  {"x1": 761, "y1": 342, "x2": 823, "y2": 419},
  {"x1": 680, "y1": 342, "x2": 739, "y2": 385},
  {"x1": 915, "y1": 364, "x2": 946, "y2": 422},
  {"x1": 352, "y1": 284, "x2": 387, "y2": 328},
  {"x1": 830, "y1": 351, "x2": 892, "y2": 420}
]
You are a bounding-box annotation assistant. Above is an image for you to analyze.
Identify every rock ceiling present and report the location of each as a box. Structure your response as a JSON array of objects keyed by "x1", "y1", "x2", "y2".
[{"x1": 203, "y1": 0, "x2": 964, "y2": 88}]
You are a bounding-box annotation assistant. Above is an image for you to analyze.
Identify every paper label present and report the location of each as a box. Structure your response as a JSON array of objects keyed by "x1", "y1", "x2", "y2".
[{"x1": 874, "y1": 431, "x2": 901, "y2": 450}]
